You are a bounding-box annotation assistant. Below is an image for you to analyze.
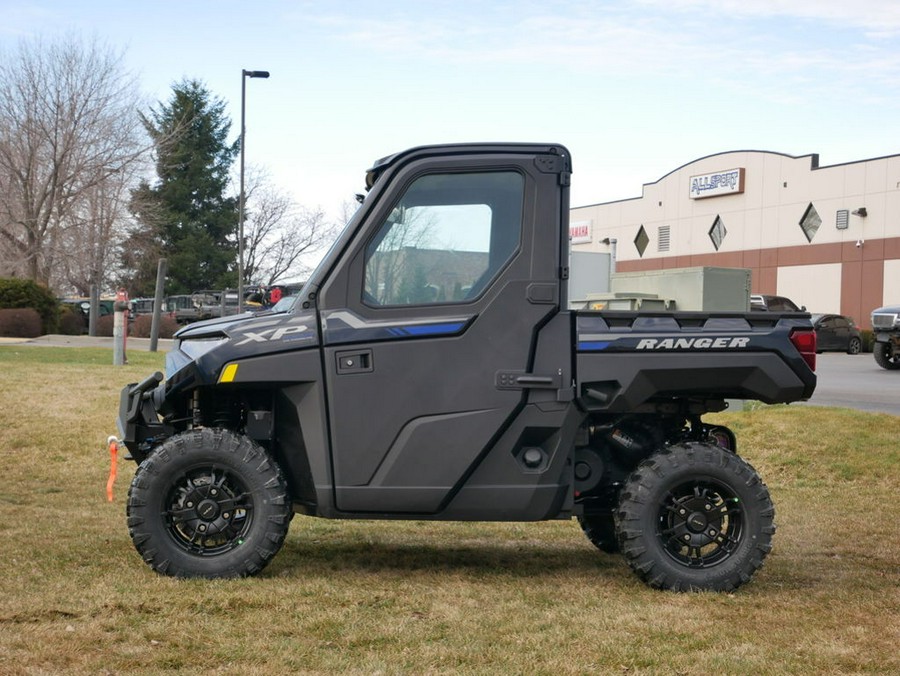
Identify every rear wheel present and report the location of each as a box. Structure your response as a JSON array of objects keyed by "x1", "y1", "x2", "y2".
[
  {"x1": 616, "y1": 442, "x2": 774, "y2": 592},
  {"x1": 577, "y1": 512, "x2": 619, "y2": 553},
  {"x1": 127, "y1": 428, "x2": 291, "y2": 578},
  {"x1": 873, "y1": 341, "x2": 900, "y2": 369}
]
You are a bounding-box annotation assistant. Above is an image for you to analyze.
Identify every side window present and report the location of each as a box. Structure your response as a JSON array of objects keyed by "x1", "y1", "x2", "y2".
[{"x1": 364, "y1": 171, "x2": 523, "y2": 306}]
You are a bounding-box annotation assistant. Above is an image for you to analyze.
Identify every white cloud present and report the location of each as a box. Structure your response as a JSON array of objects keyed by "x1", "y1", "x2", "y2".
[{"x1": 635, "y1": 0, "x2": 900, "y2": 36}]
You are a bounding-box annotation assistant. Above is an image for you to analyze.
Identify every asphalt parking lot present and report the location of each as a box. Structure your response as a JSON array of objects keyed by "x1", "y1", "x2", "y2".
[
  {"x1": 799, "y1": 351, "x2": 900, "y2": 416},
  {"x1": 2, "y1": 335, "x2": 897, "y2": 416}
]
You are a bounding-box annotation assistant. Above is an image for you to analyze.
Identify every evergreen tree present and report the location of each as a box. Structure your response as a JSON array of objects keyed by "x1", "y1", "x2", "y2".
[{"x1": 126, "y1": 79, "x2": 238, "y2": 295}]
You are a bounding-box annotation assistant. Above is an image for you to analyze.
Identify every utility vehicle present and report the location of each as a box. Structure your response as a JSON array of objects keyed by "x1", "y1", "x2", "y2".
[{"x1": 118, "y1": 143, "x2": 817, "y2": 591}]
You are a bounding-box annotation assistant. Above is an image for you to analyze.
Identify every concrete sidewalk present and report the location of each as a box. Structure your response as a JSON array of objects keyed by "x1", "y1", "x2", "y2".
[{"x1": 0, "y1": 334, "x2": 174, "y2": 351}]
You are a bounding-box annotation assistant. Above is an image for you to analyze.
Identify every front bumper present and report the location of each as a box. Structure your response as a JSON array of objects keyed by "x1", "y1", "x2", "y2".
[
  {"x1": 873, "y1": 330, "x2": 900, "y2": 344},
  {"x1": 117, "y1": 371, "x2": 173, "y2": 462}
]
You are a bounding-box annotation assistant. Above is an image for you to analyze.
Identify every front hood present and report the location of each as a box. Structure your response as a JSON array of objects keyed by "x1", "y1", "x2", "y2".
[
  {"x1": 872, "y1": 305, "x2": 900, "y2": 315},
  {"x1": 173, "y1": 312, "x2": 256, "y2": 339},
  {"x1": 165, "y1": 309, "x2": 319, "y2": 389}
]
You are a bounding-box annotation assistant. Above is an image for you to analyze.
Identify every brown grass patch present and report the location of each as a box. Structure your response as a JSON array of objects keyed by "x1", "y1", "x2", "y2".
[{"x1": 0, "y1": 346, "x2": 898, "y2": 674}]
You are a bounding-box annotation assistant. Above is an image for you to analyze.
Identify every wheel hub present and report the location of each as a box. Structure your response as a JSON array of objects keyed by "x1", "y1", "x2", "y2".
[
  {"x1": 164, "y1": 466, "x2": 253, "y2": 556},
  {"x1": 687, "y1": 511, "x2": 708, "y2": 532},
  {"x1": 658, "y1": 480, "x2": 743, "y2": 567},
  {"x1": 196, "y1": 498, "x2": 221, "y2": 521}
]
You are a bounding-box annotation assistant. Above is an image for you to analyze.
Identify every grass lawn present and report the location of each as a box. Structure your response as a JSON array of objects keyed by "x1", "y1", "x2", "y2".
[{"x1": 0, "y1": 345, "x2": 897, "y2": 674}]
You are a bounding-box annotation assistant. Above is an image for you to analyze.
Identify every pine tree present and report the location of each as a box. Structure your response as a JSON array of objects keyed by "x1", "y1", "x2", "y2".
[{"x1": 126, "y1": 80, "x2": 238, "y2": 295}]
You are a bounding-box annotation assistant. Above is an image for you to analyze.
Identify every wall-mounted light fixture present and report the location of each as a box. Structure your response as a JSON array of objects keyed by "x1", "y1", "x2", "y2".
[{"x1": 851, "y1": 207, "x2": 867, "y2": 217}]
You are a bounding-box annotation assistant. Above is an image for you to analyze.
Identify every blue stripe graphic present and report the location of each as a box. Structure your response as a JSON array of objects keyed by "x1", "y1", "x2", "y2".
[{"x1": 578, "y1": 341, "x2": 611, "y2": 351}]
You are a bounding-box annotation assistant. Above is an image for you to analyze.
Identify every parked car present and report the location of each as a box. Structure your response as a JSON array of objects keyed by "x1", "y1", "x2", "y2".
[
  {"x1": 810, "y1": 313, "x2": 862, "y2": 354},
  {"x1": 131, "y1": 298, "x2": 157, "y2": 317},
  {"x1": 750, "y1": 294, "x2": 805, "y2": 312}
]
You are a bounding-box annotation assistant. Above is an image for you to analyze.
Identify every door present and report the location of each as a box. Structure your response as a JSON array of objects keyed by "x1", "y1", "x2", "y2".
[{"x1": 318, "y1": 151, "x2": 564, "y2": 513}]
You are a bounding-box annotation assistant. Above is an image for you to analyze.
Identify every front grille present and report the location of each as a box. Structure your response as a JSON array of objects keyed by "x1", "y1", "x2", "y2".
[{"x1": 872, "y1": 313, "x2": 899, "y2": 329}]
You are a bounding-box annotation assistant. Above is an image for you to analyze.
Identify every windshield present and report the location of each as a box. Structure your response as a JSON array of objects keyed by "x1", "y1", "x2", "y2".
[{"x1": 270, "y1": 295, "x2": 299, "y2": 313}]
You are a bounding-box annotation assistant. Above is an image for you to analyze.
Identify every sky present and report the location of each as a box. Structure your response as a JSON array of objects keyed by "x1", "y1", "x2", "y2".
[{"x1": 2, "y1": 0, "x2": 900, "y2": 222}]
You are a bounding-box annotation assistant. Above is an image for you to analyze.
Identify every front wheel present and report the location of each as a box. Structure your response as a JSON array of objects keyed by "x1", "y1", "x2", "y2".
[
  {"x1": 873, "y1": 341, "x2": 900, "y2": 369},
  {"x1": 616, "y1": 442, "x2": 774, "y2": 592},
  {"x1": 847, "y1": 337, "x2": 861, "y2": 355},
  {"x1": 127, "y1": 428, "x2": 291, "y2": 578}
]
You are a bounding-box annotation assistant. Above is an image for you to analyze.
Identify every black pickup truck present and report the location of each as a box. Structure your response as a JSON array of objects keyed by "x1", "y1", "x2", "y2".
[
  {"x1": 871, "y1": 304, "x2": 900, "y2": 369},
  {"x1": 118, "y1": 143, "x2": 816, "y2": 591}
]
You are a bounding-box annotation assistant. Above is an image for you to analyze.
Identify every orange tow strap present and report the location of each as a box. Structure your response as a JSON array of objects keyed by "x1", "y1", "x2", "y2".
[{"x1": 106, "y1": 436, "x2": 119, "y2": 502}]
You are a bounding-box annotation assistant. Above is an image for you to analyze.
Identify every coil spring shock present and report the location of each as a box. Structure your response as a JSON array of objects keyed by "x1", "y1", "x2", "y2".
[{"x1": 211, "y1": 391, "x2": 241, "y2": 429}]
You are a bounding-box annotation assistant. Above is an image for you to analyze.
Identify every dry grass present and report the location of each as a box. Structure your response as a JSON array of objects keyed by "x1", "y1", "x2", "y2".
[{"x1": 0, "y1": 345, "x2": 898, "y2": 675}]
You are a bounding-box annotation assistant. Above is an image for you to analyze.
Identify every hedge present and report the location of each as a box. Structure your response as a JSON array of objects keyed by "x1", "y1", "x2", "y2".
[
  {"x1": 130, "y1": 314, "x2": 178, "y2": 339},
  {"x1": 0, "y1": 278, "x2": 59, "y2": 334},
  {"x1": 0, "y1": 308, "x2": 43, "y2": 338}
]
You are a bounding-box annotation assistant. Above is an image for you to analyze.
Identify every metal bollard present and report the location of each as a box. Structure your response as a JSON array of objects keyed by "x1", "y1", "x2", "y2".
[{"x1": 113, "y1": 288, "x2": 129, "y2": 365}]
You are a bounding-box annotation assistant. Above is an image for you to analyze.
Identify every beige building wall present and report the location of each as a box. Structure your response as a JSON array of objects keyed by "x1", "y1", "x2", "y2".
[
  {"x1": 884, "y1": 259, "x2": 900, "y2": 306},
  {"x1": 571, "y1": 150, "x2": 900, "y2": 328}
]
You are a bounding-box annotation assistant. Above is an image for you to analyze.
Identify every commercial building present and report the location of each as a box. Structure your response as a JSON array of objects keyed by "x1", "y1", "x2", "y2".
[{"x1": 570, "y1": 150, "x2": 900, "y2": 328}]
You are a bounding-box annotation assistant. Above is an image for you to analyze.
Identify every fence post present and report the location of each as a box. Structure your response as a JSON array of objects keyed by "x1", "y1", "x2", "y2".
[{"x1": 150, "y1": 258, "x2": 167, "y2": 352}]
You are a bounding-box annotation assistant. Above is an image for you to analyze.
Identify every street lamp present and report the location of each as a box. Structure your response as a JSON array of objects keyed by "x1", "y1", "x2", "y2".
[{"x1": 238, "y1": 69, "x2": 270, "y2": 313}]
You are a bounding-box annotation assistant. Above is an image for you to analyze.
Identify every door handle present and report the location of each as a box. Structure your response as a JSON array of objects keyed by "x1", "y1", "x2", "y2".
[
  {"x1": 495, "y1": 370, "x2": 561, "y2": 390},
  {"x1": 336, "y1": 349, "x2": 373, "y2": 374}
]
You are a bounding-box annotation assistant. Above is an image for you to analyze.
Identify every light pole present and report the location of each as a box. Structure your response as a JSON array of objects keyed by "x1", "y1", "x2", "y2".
[{"x1": 238, "y1": 69, "x2": 270, "y2": 313}]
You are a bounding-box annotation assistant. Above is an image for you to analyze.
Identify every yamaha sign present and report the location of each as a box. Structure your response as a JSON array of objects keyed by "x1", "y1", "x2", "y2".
[
  {"x1": 570, "y1": 220, "x2": 592, "y2": 244},
  {"x1": 689, "y1": 168, "x2": 745, "y2": 199}
]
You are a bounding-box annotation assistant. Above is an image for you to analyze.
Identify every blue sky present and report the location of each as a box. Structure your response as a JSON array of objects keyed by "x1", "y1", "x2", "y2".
[{"x1": 3, "y1": 0, "x2": 900, "y2": 219}]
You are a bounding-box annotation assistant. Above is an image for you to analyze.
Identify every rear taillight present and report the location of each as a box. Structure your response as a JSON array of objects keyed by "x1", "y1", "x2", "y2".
[{"x1": 790, "y1": 328, "x2": 816, "y2": 371}]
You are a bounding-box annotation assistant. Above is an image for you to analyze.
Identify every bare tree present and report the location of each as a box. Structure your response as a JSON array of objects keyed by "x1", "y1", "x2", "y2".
[
  {"x1": 51, "y1": 166, "x2": 137, "y2": 295},
  {"x1": 0, "y1": 35, "x2": 147, "y2": 290},
  {"x1": 242, "y1": 172, "x2": 339, "y2": 286},
  {"x1": 364, "y1": 207, "x2": 437, "y2": 304}
]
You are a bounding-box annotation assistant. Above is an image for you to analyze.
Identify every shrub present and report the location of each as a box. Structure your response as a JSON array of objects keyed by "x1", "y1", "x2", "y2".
[
  {"x1": 96, "y1": 314, "x2": 115, "y2": 337},
  {"x1": 130, "y1": 314, "x2": 178, "y2": 339},
  {"x1": 860, "y1": 329, "x2": 874, "y2": 353},
  {"x1": 59, "y1": 308, "x2": 87, "y2": 335},
  {"x1": 0, "y1": 278, "x2": 59, "y2": 333},
  {"x1": 0, "y1": 308, "x2": 43, "y2": 338}
]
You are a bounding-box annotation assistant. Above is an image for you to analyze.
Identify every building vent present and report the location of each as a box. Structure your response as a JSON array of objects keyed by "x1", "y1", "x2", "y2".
[
  {"x1": 836, "y1": 209, "x2": 849, "y2": 230},
  {"x1": 658, "y1": 225, "x2": 671, "y2": 252},
  {"x1": 634, "y1": 225, "x2": 649, "y2": 258},
  {"x1": 800, "y1": 203, "x2": 821, "y2": 242},
  {"x1": 708, "y1": 216, "x2": 727, "y2": 251}
]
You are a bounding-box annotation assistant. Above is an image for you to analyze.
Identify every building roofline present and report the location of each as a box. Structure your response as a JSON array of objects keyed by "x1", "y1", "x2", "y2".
[{"x1": 573, "y1": 148, "x2": 900, "y2": 210}]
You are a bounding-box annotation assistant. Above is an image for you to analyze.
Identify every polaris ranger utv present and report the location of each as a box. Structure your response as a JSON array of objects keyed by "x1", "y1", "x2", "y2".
[{"x1": 118, "y1": 143, "x2": 817, "y2": 591}]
